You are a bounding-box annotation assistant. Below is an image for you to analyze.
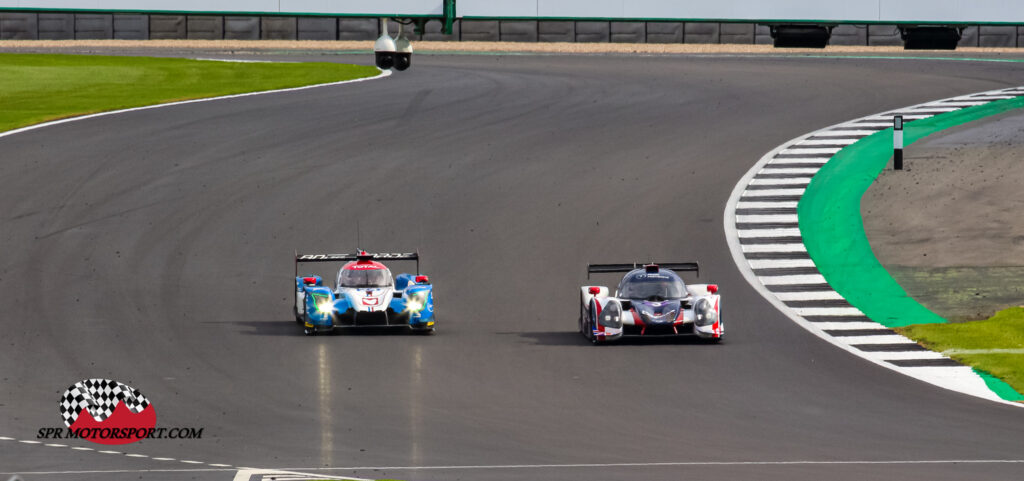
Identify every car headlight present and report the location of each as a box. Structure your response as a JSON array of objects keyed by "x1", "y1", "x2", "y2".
[
  {"x1": 405, "y1": 292, "x2": 427, "y2": 313},
  {"x1": 694, "y1": 299, "x2": 718, "y2": 327},
  {"x1": 598, "y1": 301, "x2": 623, "y2": 328},
  {"x1": 317, "y1": 301, "x2": 334, "y2": 314}
]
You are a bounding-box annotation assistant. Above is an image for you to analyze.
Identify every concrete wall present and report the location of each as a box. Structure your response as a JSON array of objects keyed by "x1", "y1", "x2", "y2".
[{"x1": 1, "y1": 14, "x2": 1024, "y2": 47}]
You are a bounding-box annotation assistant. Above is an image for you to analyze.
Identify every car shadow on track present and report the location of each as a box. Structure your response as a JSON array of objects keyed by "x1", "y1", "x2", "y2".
[
  {"x1": 233, "y1": 320, "x2": 434, "y2": 337},
  {"x1": 513, "y1": 331, "x2": 718, "y2": 347},
  {"x1": 233, "y1": 320, "x2": 306, "y2": 336}
]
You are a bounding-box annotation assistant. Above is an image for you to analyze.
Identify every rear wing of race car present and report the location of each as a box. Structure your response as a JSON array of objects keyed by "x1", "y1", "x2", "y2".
[
  {"x1": 295, "y1": 251, "x2": 420, "y2": 276},
  {"x1": 587, "y1": 262, "x2": 699, "y2": 279}
]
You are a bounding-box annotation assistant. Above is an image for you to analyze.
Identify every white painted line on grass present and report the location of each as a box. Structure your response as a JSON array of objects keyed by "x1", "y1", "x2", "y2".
[{"x1": 944, "y1": 348, "x2": 1024, "y2": 355}]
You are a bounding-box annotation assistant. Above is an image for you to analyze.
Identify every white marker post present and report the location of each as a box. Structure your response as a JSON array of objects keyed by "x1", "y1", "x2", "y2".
[{"x1": 893, "y1": 115, "x2": 904, "y2": 170}]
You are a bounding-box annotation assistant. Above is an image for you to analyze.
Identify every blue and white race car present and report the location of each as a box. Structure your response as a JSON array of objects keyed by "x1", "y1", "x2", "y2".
[
  {"x1": 294, "y1": 251, "x2": 435, "y2": 336},
  {"x1": 579, "y1": 262, "x2": 722, "y2": 343}
]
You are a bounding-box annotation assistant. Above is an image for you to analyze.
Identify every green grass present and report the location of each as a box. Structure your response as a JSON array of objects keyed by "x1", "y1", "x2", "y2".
[
  {"x1": 0, "y1": 53, "x2": 380, "y2": 132},
  {"x1": 898, "y1": 307, "x2": 1024, "y2": 399}
]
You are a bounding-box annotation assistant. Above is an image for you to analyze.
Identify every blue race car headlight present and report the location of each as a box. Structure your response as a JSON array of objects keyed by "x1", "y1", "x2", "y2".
[
  {"x1": 694, "y1": 298, "x2": 718, "y2": 327},
  {"x1": 317, "y1": 301, "x2": 334, "y2": 314},
  {"x1": 405, "y1": 291, "x2": 428, "y2": 314}
]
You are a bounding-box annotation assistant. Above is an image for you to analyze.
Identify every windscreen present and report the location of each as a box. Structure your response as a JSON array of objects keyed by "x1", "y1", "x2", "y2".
[
  {"x1": 619, "y1": 273, "x2": 686, "y2": 300},
  {"x1": 338, "y1": 268, "x2": 393, "y2": 288}
]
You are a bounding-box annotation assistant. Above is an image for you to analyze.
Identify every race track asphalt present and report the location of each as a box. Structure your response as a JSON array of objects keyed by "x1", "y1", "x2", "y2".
[{"x1": 1, "y1": 52, "x2": 1024, "y2": 481}]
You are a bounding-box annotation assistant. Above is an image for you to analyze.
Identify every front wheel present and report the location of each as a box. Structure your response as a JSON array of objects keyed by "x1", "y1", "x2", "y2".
[{"x1": 302, "y1": 312, "x2": 315, "y2": 336}]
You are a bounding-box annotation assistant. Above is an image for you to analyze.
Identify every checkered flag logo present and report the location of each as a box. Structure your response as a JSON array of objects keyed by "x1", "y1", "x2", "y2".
[{"x1": 59, "y1": 379, "x2": 151, "y2": 427}]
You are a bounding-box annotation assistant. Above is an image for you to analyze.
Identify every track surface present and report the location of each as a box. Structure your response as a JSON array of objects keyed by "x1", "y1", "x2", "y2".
[{"x1": 2, "y1": 53, "x2": 1024, "y2": 481}]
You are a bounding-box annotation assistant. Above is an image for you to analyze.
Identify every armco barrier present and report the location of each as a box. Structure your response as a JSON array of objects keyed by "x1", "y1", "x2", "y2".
[{"x1": 1, "y1": 14, "x2": 1024, "y2": 46}]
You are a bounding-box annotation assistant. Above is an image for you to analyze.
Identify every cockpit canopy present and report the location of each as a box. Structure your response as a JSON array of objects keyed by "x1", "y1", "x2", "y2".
[
  {"x1": 337, "y1": 264, "x2": 394, "y2": 288},
  {"x1": 617, "y1": 269, "x2": 687, "y2": 301}
]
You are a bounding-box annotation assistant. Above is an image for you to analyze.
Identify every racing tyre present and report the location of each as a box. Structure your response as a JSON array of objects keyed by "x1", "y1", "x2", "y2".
[{"x1": 302, "y1": 312, "x2": 315, "y2": 336}]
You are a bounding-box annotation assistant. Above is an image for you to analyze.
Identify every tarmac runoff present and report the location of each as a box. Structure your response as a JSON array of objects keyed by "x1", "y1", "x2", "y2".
[{"x1": 726, "y1": 86, "x2": 1024, "y2": 406}]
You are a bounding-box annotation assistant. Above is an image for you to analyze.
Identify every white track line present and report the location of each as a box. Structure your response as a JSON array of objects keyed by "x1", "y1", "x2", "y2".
[
  {"x1": 737, "y1": 228, "x2": 802, "y2": 238},
  {"x1": 740, "y1": 189, "x2": 807, "y2": 196},
  {"x1": 780, "y1": 147, "x2": 843, "y2": 155},
  {"x1": 742, "y1": 244, "x2": 808, "y2": 253},
  {"x1": 775, "y1": 291, "x2": 845, "y2": 301},
  {"x1": 7, "y1": 459, "x2": 1024, "y2": 476},
  {"x1": 759, "y1": 274, "x2": 828, "y2": 285},
  {"x1": 749, "y1": 177, "x2": 812, "y2": 185},
  {"x1": 0, "y1": 69, "x2": 391, "y2": 142},
  {"x1": 736, "y1": 201, "x2": 798, "y2": 209},
  {"x1": 748, "y1": 259, "x2": 815, "y2": 269},
  {"x1": 272, "y1": 459, "x2": 1024, "y2": 472},
  {"x1": 798, "y1": 138, "x2": 858, "y2": 146}
]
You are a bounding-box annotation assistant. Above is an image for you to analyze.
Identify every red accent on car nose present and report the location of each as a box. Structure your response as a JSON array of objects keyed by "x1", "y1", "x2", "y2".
[
  {"x1": 303, "y1": 277, "x2": 317, "y2": 285},
  {"x1": 588, "y1": 287, "x2": 601, "y2": 295},
  {"x1": 707, "y1": 284, "x2": 718, "y2": 294},
  {"x1": 415, "y1": 275, "x2": 429, "y2": 283}
]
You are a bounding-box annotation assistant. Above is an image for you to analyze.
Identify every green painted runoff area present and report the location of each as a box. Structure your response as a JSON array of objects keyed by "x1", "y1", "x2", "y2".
[
  {"x1": 799, "y1": 95, "x2": 1024, "y2": 328},
  {"x1": 799, "y1": 95, "x2": 1024, "y2": 401},
  {"x1": 0, "y1": 53, "x2": 379, "y2": 133},
  {"x1": 899, "y1": 307, "x2": 1024, "y2": 400}
]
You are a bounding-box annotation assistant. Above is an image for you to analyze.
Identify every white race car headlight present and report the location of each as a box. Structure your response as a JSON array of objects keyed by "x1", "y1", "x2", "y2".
[{"x1": 694, "y1": 299, "x2": 718, "y2": 327}]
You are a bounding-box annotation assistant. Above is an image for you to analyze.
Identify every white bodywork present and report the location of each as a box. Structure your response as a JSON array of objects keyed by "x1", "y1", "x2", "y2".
[{"x1": 580, "y1": 284, "x2": 723, "y2": 341}]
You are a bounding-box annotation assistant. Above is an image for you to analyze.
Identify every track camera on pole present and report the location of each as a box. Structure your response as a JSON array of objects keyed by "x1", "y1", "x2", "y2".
[
  {"x1": 374, "y1": 18, "x2": 414, "y2": 71},
  {"x1": 374, "y1": 18, "x2": 397, "y2": 70}
]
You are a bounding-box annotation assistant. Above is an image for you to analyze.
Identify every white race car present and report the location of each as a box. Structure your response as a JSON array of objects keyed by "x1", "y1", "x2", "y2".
[
  {"x1": 294, "y1": 251, "x2": 435, "y2": 336},
  {"x1": 580, "y1": 263, "x2": 722, "y2": 343}
]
